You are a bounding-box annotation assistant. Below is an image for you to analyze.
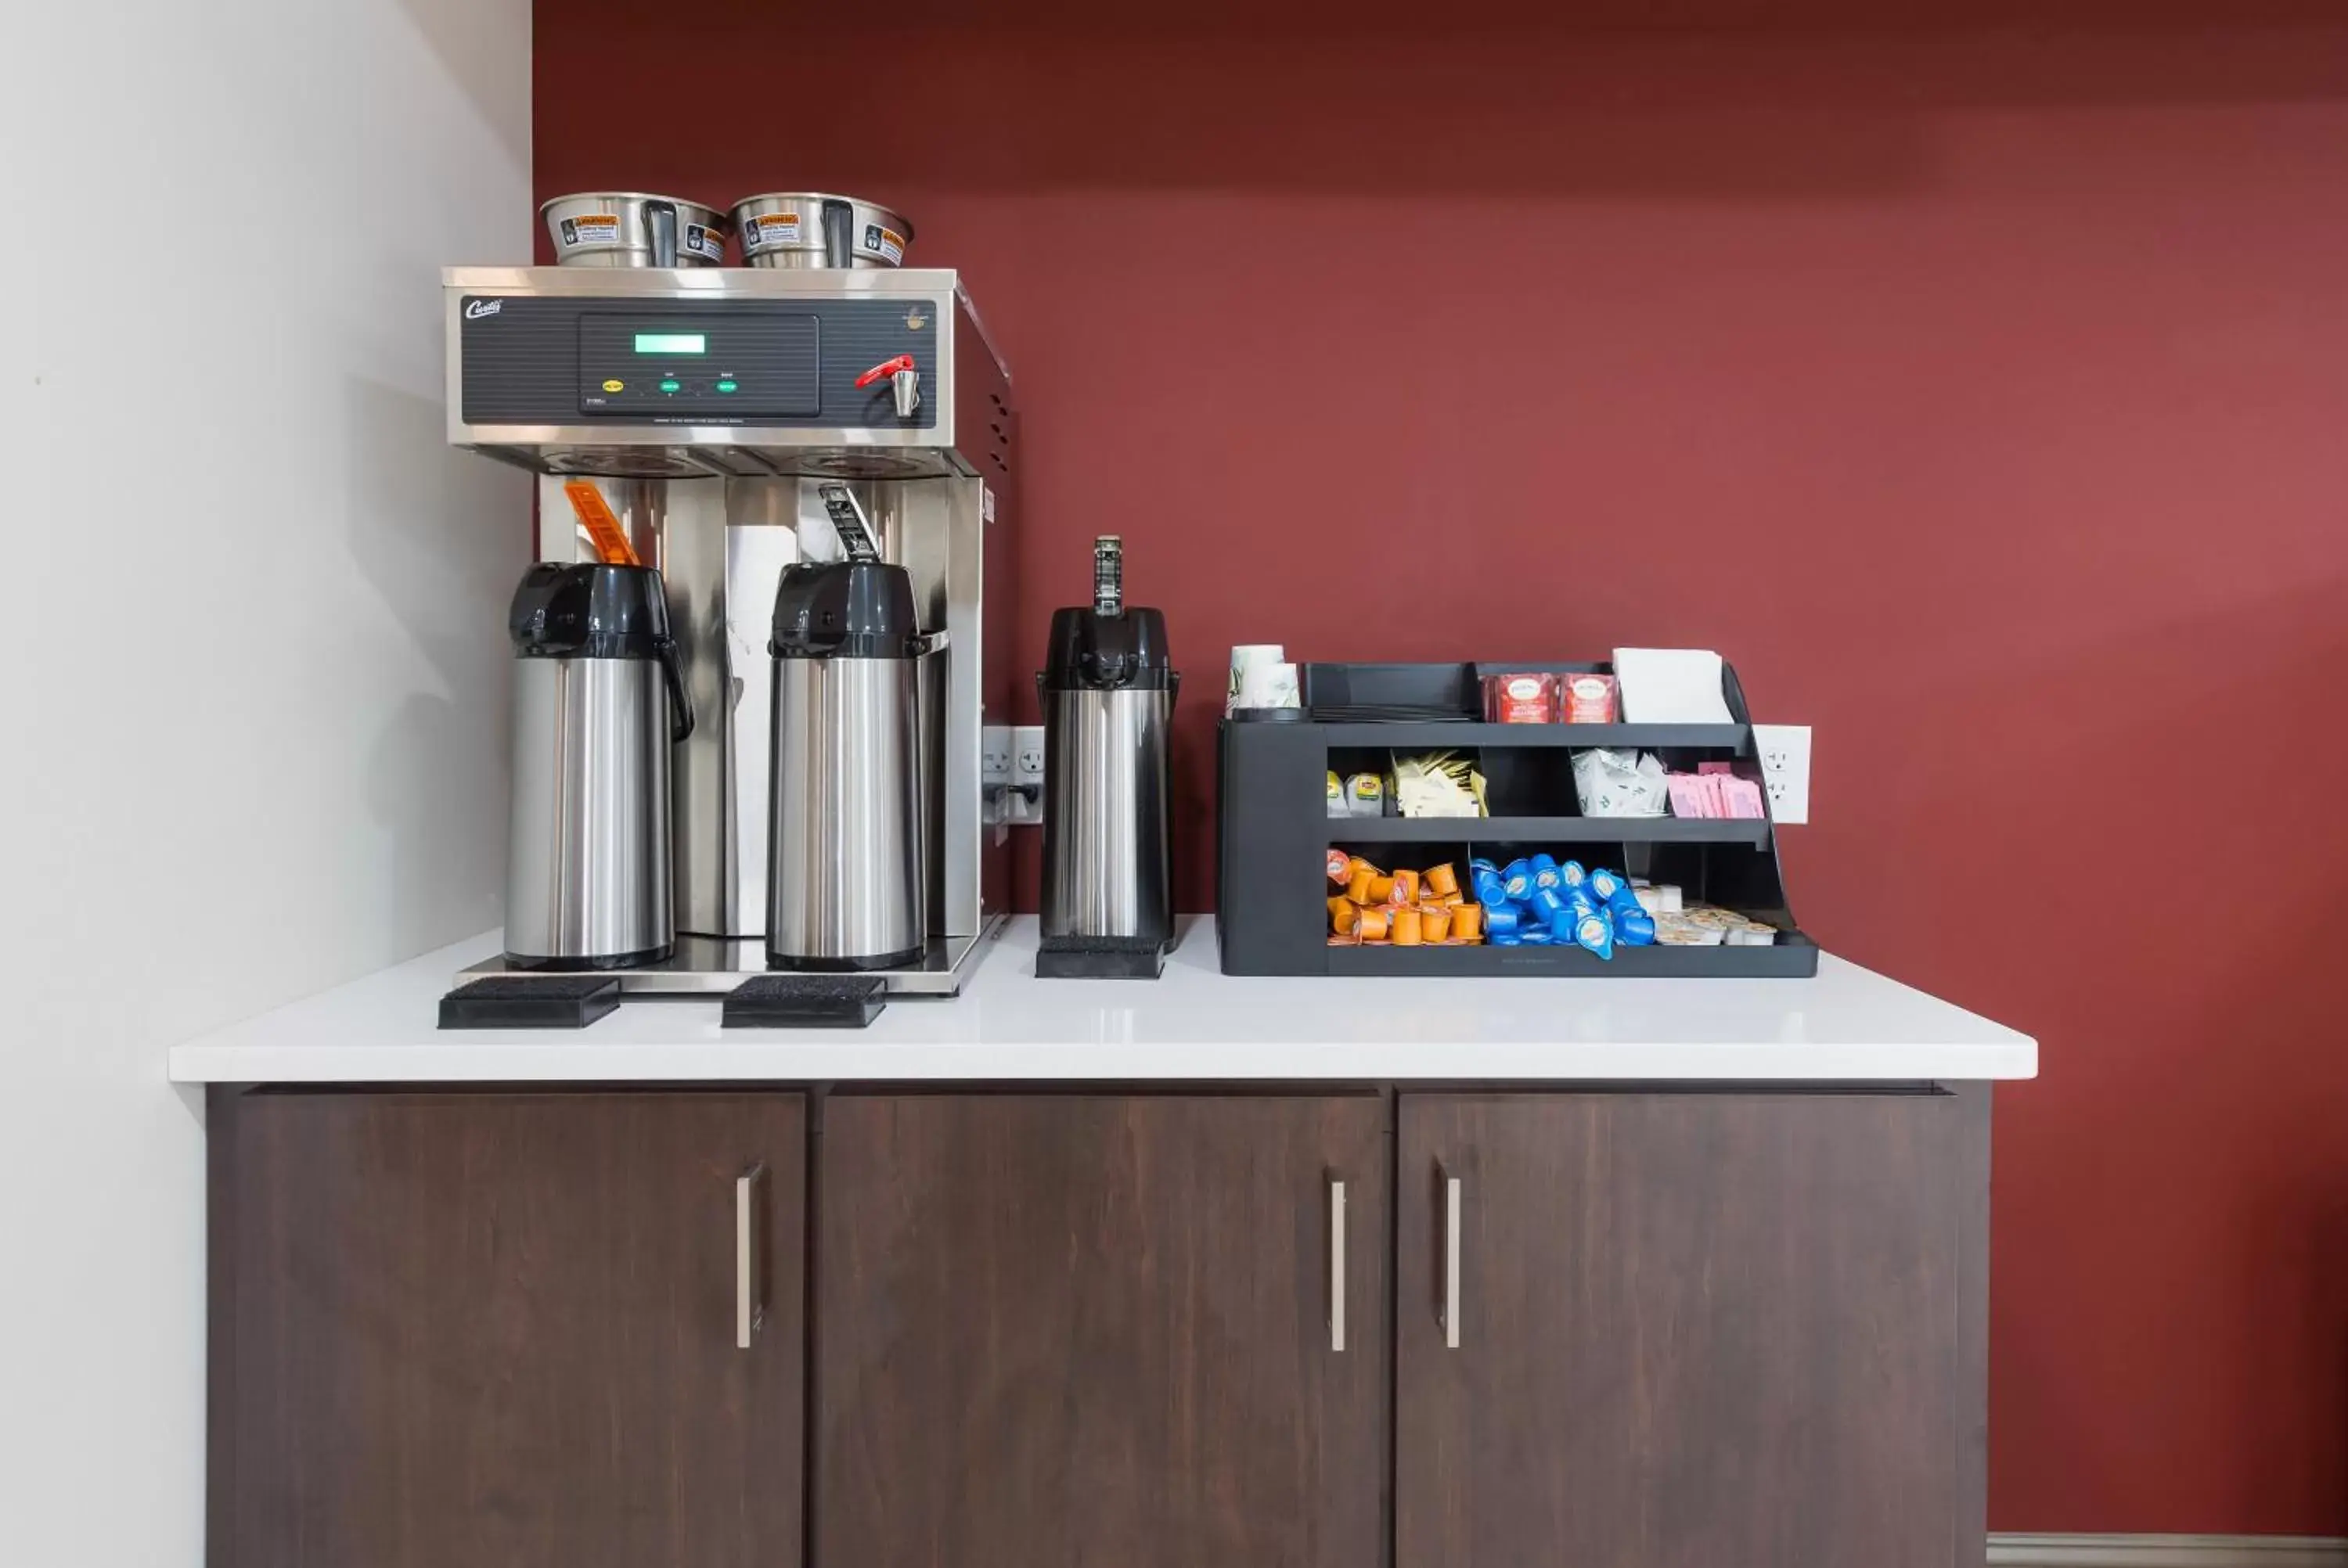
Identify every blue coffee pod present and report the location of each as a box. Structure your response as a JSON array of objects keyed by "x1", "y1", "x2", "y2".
[
  {"x1": 1547, "y1": 909, "x2": 1580, "y2": 944},
  {"x1": 1574, "y1": 910, "x2": 1615, "y2": 959},
  {"x1": 1565, "y1": 886, "x2": 1598, "y2": 919},
  {"x1": 1589, "y1": 866, "x2": 1624, "y2": 901},
  {"x1": 1484, "y1": 904, "x2": 1522, "y2": 935},
  {"x1": 1532, "y1": 864, "x2": 1563, "y2": 891},
  {"x1": 1558, "y1": 859, "x2": 1587, "y2": 888},
  {"x1": 1490, "y1": 930, "x2": 1523, "y2": 946},
  {"x1": 1607, "y1": 884, "x2": 1644, "y2": 919},
  {"x1": 1502, "y1": 865, "x2": 1535, "y2": 901},
  {"x1": 1615, "y1": 908, "x2": 1657, "y2": 946},
  {"x1": 1468, "y1": 858, "x2": 1497, "y2": 879},
  {"x1": 1518, "y1": 925, "x2": 1554, "y2": 944},
  {"x1": 1473, "y1": 873, "x2": 1508, "y2": 908},
  {"x1": 1529, "y1": 852, "x2": 1559, "y2": 875},
  {"x1": 1529, "y1": 886, "x2": 1568, "y2": 922}
]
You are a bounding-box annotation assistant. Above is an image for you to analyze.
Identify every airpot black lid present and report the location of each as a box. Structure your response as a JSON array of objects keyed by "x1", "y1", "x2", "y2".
[
  {"x1": 770, "y1": 559, "x2": 921, "y2": 658},
  {"x1": 1043, "y1": 606, "x2": 1176, "y2": 691},
  {"x1": 509, "y1": 562, "x2": 672, "y2": 659}
]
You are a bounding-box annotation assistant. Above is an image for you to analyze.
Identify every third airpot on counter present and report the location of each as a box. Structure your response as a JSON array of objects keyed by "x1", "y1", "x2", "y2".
[{"x1": 1036, "y1": 537, "x2": 1178, "y2": 980}]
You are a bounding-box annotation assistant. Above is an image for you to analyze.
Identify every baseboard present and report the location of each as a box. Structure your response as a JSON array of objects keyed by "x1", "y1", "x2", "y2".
[{"x1": 1990, "y1": 1536, "x2": 2348, "y2": 1567}]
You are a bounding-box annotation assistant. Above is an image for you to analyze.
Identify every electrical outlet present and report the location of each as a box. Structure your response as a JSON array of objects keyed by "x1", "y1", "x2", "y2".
[
  {"x1": 980, "y1": 725, "x2": 1013, "y2": 786},
  {"x1": 1013, "y1": 726, "x2": 1047, "y2": 786},
  {"x1": 1752, "y1": 724, "x2": 1811, "y2": 825}
]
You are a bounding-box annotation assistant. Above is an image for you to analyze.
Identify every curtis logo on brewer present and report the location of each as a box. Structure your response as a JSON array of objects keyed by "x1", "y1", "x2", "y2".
[{"x1": 463, "y1": 298, "x2": 503, "y2": 319}]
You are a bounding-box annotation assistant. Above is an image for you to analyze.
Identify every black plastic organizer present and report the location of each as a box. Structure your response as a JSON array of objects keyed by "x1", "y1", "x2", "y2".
[{"x1": 1215, "y1": 660, "x2": 1819, "y2": 977}]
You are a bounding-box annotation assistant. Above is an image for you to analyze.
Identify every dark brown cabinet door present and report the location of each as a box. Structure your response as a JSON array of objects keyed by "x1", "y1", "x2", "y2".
[
  {"x1": 816, "y1": 1093, "x2": 1387, "y2": 1568},
  {"x1": 1396, "y1": 1089, "x2": 1986, "y2": 1568},
  {"x1": 211, "y1": 1089, "x2": 805, "y2": 1568}
]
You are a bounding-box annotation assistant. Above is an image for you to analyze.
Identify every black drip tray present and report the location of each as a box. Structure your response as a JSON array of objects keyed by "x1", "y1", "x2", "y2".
[
  {"x1": 722, "y1": 975, "x2": 888, "y2": 1028},
  {"x1": 438, "y1": 976, "x2": 621, "y2": 1030},
  {"x1": 1036, "y1": 935, "x2": 1169, "y2": 980}
]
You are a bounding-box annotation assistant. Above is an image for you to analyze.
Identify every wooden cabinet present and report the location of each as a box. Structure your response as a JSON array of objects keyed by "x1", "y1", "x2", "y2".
[
  {"x1": 209, "y1": 1089, "x2": 806, "y2": 1568},
  {"x1": 812, "y1": 1093, "x2": 1388, "y2": 1568},
  {"x1": 206, "y1": 1083, "x2": 1991, "y2": 1568},
  {"x1": 1394, "y1": 1088, "x2": 1987, "y2": 1568}
]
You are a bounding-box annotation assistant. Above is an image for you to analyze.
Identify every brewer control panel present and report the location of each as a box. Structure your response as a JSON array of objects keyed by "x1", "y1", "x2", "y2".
[
  {"x1": 578, "y1": 315, "x2": 820, "y2": 417},
  {"x1": 456, "y1": 293, "x2": 941, "y2": 430}
]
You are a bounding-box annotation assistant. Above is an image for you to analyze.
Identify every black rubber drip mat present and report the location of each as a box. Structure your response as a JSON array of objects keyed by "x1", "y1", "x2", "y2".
[
  {"x1": 723, "y1": 975, "x2": 888, "y2": 1028},
  {"x1": 438, "y1": 976, "x2": 621, "y2": 1030},
  {"x1": 1035, "y1": 934, "x2": 1169, "y2": 980}
]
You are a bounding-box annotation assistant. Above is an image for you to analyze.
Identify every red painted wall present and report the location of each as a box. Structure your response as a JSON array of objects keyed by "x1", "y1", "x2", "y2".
[{"x1": 535, "y1": 0, "x2": 2348, "y2": 1533}]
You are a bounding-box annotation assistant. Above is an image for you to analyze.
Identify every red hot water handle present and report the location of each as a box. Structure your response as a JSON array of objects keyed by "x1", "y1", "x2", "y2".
[{"x1": 855, "y1": 354, "x2": 916, "y2": 389}]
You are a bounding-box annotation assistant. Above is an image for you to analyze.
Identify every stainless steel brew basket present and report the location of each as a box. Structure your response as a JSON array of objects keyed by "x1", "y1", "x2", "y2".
[
  {"x1": 730, "y1": 192, "x2": 913, "y2": 269},
  {"x1": 541, "y1": 192, "x2": 730, "y2": 268}
]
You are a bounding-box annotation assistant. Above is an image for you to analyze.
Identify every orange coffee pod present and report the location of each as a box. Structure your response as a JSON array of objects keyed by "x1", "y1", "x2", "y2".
[
  {"x1": 1347, "y1": 865, "x2": 1377, "y2": 902},
  {"x1": 1327, "y1": 848, "x2": 1352, "y2": 883},
  {"x1": 1367, "y1": 876, "x2": 1396, "y2": 903},
  {"x1": 1330, "y1": 895, "x2": 1358, "y2": 930},
  {"x1": 1392, "y1": 907, "x2": 1423, "y2": 945},
  {"x1": 1452, "y1": 903, "x2": 1484, "y2": 940},
  {"x1": 1356, "y1": 906, "x2": 1391, "y2": 941},
  {"x1": 1425, "y1": 862, "x2": 1459, "y2": 897},
  {"x1": 1421, "y1": 904, "x2": 1453, "y2": 942},
  {"x1": 1392, "y1": 868, "x2": 1421, "y2": 904}
]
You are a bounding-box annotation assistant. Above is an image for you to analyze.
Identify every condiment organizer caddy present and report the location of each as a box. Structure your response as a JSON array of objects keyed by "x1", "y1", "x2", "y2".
[{"x1": 1215, "y1": 660, "x2": 1819, "y2": 977}]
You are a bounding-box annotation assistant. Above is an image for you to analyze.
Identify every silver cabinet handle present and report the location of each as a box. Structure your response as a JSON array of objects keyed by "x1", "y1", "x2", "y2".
[
  {"x1": 736, "y1": 1162, "x2": 767, "y2": 1350},
  {"x1": 1440, "y1": 1172, "x2": 1463, "y2": 1350},
  {"x1": 1329, "y1": 1178, "x2": 1348, "y2": 1354}
]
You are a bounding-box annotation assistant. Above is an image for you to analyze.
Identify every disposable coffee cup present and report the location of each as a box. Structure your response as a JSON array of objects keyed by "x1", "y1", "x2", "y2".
[
  {"x1": 1235, "y1": 659, "x2": 1300, "y2": 710},
  {"x1": 1227, "y1": 643, "x2": 1289, "y2": 712}
]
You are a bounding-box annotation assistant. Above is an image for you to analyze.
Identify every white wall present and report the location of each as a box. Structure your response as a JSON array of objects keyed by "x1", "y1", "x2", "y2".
[{"x1": 0, "y1": 0, "x2": 531, "y2": 1557}]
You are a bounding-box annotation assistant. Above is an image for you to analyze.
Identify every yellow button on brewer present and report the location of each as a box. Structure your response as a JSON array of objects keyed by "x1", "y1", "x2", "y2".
[{"x1": 602, "y1": 378, "x2": 625, "y2": 393}]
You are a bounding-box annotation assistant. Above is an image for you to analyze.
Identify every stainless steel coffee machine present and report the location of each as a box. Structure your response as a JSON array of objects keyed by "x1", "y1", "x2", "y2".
[{"x1": 442, "y1": 263, "x2": 1017, "y2": 994}]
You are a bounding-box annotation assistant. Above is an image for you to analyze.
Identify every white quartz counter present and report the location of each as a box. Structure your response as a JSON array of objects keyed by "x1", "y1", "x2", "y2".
[{"x1": 168, "y1": 917, "x2": 2036, "y2": 1084}]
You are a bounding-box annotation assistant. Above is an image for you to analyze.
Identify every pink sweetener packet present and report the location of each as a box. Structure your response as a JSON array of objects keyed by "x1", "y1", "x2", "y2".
[{"x1": 1666, "y1": 774, "x2": 1710, "y2": 818}]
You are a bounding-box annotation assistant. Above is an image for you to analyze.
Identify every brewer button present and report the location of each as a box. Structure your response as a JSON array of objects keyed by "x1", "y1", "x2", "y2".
[
  {"x1": 602, "y1": 378, "x2": 624, "y2": 393},
  {"x1": 658, "y1": 378, "x2": 682, "y2": 394},
  {"x1": 716, "y1": 379, "x2": 739, "y2": 394}
]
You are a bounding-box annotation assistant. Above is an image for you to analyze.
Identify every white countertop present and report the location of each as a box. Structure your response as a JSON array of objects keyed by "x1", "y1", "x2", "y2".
[{"x1": 167, "y1": 918, "x2": 2036, "y2": 1084}]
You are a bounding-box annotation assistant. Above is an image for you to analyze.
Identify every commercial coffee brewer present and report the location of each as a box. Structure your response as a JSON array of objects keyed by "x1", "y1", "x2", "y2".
[{"x1": 441, "y1": 260, "x2": 1017, "y2": 1002}]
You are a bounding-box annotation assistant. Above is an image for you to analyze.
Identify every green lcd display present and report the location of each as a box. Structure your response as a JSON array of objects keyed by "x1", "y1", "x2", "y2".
[{"x1": 634, "y1": 333, "x2": 707, "y2": 354}]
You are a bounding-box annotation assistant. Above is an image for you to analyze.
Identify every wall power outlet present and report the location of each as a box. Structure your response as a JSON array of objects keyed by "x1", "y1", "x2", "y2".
[
  {"x1": 980, "y1": 725, "x2": 1013, "y2": 787},
  {"x1": 981, "y1": 725, "x2": 1045, "y2": 828},
  {"x1": 1752, "y1": 724, "x2": 1811, "y2": 825},
  {"x1": 1013, "y1": 726, "x2": 1047, "y2": 786}
]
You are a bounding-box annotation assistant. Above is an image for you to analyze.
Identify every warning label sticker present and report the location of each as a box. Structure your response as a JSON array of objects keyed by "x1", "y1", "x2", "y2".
[
  {"x1": 556, "y1": 212, "x2": 621, "y2": 248},
  {"x1": 862, "y1": 224, "x2": 906, "y2": 265},
  {"x1": 748, "y1": 213, "x2": 803, "y2": 250},
  {"x1": 683, "y1": 223, "x2": 722, "y2": 261}
]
